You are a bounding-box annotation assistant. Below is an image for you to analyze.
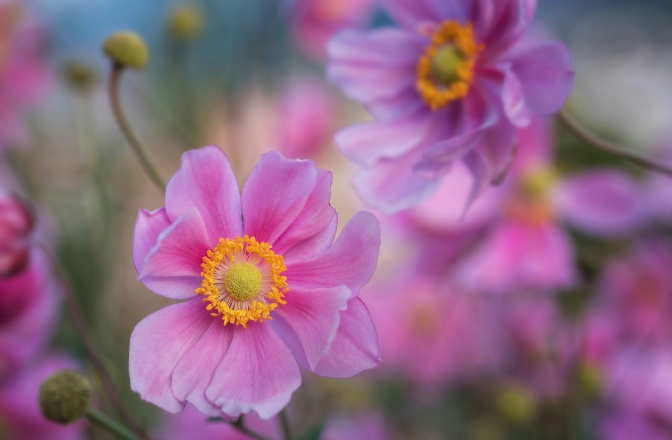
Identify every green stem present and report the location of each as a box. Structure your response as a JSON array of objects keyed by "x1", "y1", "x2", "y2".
[
  {"x1": 87, "y1": 409, "x2": 143, "y2": 440},
  {"x1": 108, "y1": 63, "x2": 166, "y2": 191},
  {"x1": 557, "y1": 109, "x2": 672, "y2": 177},
  {"x1": 279, "y1": 409, "x2": 292, "y2": 440}
]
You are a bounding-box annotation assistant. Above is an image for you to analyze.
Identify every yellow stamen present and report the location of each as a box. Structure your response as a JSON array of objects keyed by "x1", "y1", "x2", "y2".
[
  {"x1": 416, "y1": 21, "x2": 483, "y2": 111},
  {"x1": 196, "y1": 235, "x2": 288, "y2": 328}
]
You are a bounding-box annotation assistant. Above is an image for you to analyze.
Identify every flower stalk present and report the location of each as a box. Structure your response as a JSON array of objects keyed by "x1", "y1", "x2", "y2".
[{"x1": 87, "y1": 408, "x2": 143, "y2": 440}]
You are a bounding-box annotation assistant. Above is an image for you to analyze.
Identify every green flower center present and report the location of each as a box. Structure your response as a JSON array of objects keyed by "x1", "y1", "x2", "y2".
[
  {"x1": 224, "y1": 262, "x2": 263, "y2": 301},
  {"x1": 431, "y1": 46, "x2": 465, "y2": 84}
]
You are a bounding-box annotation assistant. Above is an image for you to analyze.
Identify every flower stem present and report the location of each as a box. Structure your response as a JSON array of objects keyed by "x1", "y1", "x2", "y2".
[
  {"x1": 557, "y1": 109, "x2": 672, "y2": 177},
  {"x1": 87, "y1": 408, "x2": 143, "y2": 440},
  {"x1": 279, "y1": 409, "x2": 293, "y2": 440},
  {"x1": 108, "y1": 63, "x2": 166, "y2": 191}
]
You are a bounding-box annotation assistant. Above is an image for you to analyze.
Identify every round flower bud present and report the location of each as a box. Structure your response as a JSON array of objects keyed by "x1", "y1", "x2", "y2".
[
  {"x1": 103, "y1": 31, "x2": 149, "y2": 70},
  {"x1": 495, "y1": 384, "x2": 535, "y2": 425},
  {"x1": 62, "y1": 60, "x2": 97, "y2": 91},
  {"x1": 39, "y1": 370, "x2": 93, "y2": 424},
  {"x1": 168, "y1": 4, "x2": 204, "y2": 41}
]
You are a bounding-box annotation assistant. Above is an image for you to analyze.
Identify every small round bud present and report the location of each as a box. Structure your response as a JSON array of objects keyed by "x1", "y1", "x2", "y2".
[
  {"x1": 103, "y1": 31, "x2": 149, "y2": 70},
  {"x1": 495, "y1": 383, "x2": 535, "y2": 425},
  {"x1": 62, "y1": 60, "x2": 97, "y2": 91},
  {"x1": 39, "y1": 370, "x2": 93, "y2": 424},
  {"x1": 168, "y1": 4, "x2": 204, "y2": 41}
]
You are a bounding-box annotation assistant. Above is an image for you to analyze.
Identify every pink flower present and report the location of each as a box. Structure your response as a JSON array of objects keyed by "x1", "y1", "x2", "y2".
[
  {"x1": 0, "y1": 192, "x2": 34, "y2": 276},
  {"x1": 321, "y1": 412, "x2": 391, "y2": 440},
  {"x1": 0, "y1": 2, "x2": 48, "y2": 152},
  {"x1": 0, "y1": 249, "x2": 60, "y2": 380},
  {"x1": 327, "y1": 0, "x2": 574, "y2": 213},
  {"x1": 292, "y1": 0, "x2": 376, "y2": 60},
  {"x1": 130, "y1": 146, "x2": 381, "y2": 419},
  {"x1": 0, "y1": 355, "x2": 85, "y2": 440},
  {"x1": 158, "y1": 404, "x2": 279, "y2": 440}
]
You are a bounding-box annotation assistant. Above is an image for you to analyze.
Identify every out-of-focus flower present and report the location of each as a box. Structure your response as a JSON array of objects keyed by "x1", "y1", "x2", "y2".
[
  {"x1": 365, "y1": 275, "x2": 506, "y2": 386},
  {"x1": 0, "y1": 2, "x2": 48, "y2": 151},
  {"x1": 292, "y1": 0, "x2": 376, "y2": 60},
  {"x1": 600, "y1": 412, "x2": 671, "y2": 440},
  {"x1": 0, "y1": 193, "x2": 33, "y2": 277},
  {"x1": 277, "y1": 77, "x2": 337, "y2": 160},
  {"x1": 130, "y1": 146, "x2": 381, "y2": 419},
  {"x1": 321, "y1": 412, "x2": 391, "y2": 440},
  {"x1": 158, "y1": 404, "x2": 279, "y2": 440},
  {"x1": 391, "y1": 118, "x2": 648, "y2": 294},
  {"x1": 328, "y1": 0, "x2": 574, "y2": 213},
  {"x1": 0, "y1": 249, "x2": 60, "y2": 380},
  {"x1": 0, "y1": 355, "x2": 85, "y2": 440}
]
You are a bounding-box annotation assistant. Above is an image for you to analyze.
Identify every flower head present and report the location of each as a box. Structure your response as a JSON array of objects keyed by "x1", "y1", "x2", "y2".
[
  {"x1": 327, "y1": 0, "x2": 574, "y2": 213},
  {"x1": 130, "y1": 146, "x2": 381, "y2": 419}
]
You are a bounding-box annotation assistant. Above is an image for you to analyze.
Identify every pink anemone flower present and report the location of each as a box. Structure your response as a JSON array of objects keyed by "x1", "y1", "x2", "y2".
[
  {"x1": 327, "y1": 0, "x2": 574, "y2": 213},
  {"x1": 130, "y1": 146, "x2": 381, "y2": 419}
]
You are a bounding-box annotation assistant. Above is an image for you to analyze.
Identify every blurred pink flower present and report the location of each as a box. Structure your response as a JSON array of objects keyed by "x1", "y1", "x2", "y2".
[
  {"x1": 322, "y1": 412, "x2": 391, "y2": 440},
  {"x1": 292, "y1": 0, "x2": 375, "y2": 60},
  {"x1": 277, "y1": 77, "x2": 337, "y2": 160},
  {"x1": 0, "y1": 192, "x2": 34, "y2": 276},
  {"x1": 0, "y1": 249, "x2": 60, "y2": 380},
  {"x1": 365, "y1": 275, "x2": 506, "y2": 387},
  {"x1": 130, "y1": 146, "x2": 381, "y2": 419},
  {"x1": 0, "y1": 355, "x2": 85, "y2": 440},
  {"x1": 0, "y1": 3, "x2": 48, "y2": 151},
  {"x1": 327, "y1": 0, "x2": 574, "y2": 213},
  {"x1": 390, "y1": 118, "x2": 648, "y2": 294},
  {"x1": 158, "y1": 404, "x2": 279, "y2": 440},
  {"x1": 600, "y1": 412, "x2": 671, "y2": 440}
]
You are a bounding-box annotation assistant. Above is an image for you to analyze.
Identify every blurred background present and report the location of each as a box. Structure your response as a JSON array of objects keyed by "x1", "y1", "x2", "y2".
[{"x1": 2, "y1": 0, "x2": 672, "y2": 439}]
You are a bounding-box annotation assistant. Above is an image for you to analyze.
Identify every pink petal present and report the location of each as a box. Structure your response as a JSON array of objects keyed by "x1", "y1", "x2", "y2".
[
  {"x1": 274, "y1": 169, "x2": 338, "y2": 264},
  {"x1": 473, "y1": 0, "x2": 529, "y2": 58},
  {"x1": 271, "y1": 286, "x2": 351, "y2": 370},
  {"x1": 132, "y1": 207, "x2": 170, "y2": 274},
  {"x1": 380, "y1": 0, "x2": 466, "y2": 29},
  {"x1": 506, "y1": 42, "x2": 574, "y2": 116},
  {"x1": 139, "y1": 208, "x2": 210, "y2": 299},
  {"x1": 242, "y1": 151, "x2": 318, "y2": 245},
  {"x1": 501, "y1": 63, "x2": 532, "y2": 127},
  {"x1": 206, "y1": 323, "x2": 301, "y2": 419},
  {"x1": 129, "y1": 299, "x2": 214, "y2": 414},
  {"x1": 165, "y1": 145, "x2": 243, "y2": 242},
  {"x1": 555, "y1": 169, "x2": 647, "y2": 236},
  {"x1": 314, "y1": 297, "x2": 381, "y2": 378},
  {"x1": 286, "y1": 211, "x2": 380, "y2": 292},
  {"x1": 171, "y1": 319, "x2": 234, "y2": 417}
]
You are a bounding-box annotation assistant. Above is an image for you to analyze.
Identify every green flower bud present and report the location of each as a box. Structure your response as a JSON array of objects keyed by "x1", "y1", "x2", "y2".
[
  {"x1": 495, "y1": 383, "x2": 536, "y2": 425},
  {"x1": 62, "y1": 60, "x2": 97, "y2": 91},
  {"x1": 168, "y1": 4, "x2": 204, "y2": 41},
  {"x1": 103, "y1": 31, "x2": 149, "y2": 70},
  {"x1": 39, "y1": 370, "x2": 93, "y2": 424}
]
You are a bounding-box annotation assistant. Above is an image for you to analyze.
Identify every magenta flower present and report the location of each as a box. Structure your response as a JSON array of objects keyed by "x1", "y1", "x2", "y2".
[
  {"x1": 0, "y1": 249, "x2": 60, "y2": 380},
  {"x1": 0, "y1": 192, "x2": 34, "y2": 276},
  {"x1": 328, "y1": 0, "x2": 574, "y2": 212},
  {"x1": 130, "y1": 146, "x2": 381, "y2": 419},
  {"x1": 0, "y1": 355, "x2": 85, "y2": 440}
]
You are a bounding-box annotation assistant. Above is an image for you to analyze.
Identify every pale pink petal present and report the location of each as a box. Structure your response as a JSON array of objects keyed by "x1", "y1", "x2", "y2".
[
  {"x1": 271, "y1": 286, "x2": 351, "y2": 370},
  {"x1": 132, "y1": 207, "x2": 170, "y2": 274},
  {"x1": 242, "y1": 151, "x2": 317, "y2": 245},
  {"x1": 555, "y1": 169, "x2": 647, "y2": 236},
  {"x1": 129, "y1": 299, "x2": 214, "y2": 414},
  {"x1": 501, "y1": 64, "x2": 532, "y2": 126},
  {"x1": 171, "y1": 319, "x2": 234, "y2": 417},
  {"x1": 314, "y1": 297, "x2": 381, "y2": 378},
  {"x1": 165, "y1": 145, "x2": 243, "y2": 242},
  {"x1": 206, "y1": 323, "x2": 301, "y2": 419},
  {"x1": 505, "y1": 42, "x2": 574, "y2": 115},
  {"x1": 274, "y1": 169, "x2": 338, "y2": 263},
  {"x1": 139, "y1": 208, "x2": 210, "y2": 299},
  {"x1": 380, "y1": 0, "x2": 466, "y2": 29},
  {"x1": 285, "y1": 212, "x2": 380, "y2": 292}
]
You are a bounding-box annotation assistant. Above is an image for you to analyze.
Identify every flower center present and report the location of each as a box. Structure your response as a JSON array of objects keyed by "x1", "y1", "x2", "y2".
[
  {"x1": 506, "y1": 167, "x2": 558, "y2": 225},
  {"x1": 416, "y1": 21, "x2": 483, "y2": 111},
  {"x1": 196, "y1": 235, "x2": 288, "y2": 327}
]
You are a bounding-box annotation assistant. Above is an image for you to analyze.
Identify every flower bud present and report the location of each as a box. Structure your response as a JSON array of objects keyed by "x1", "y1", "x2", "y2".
[
  {"x1": 0, "y1": 193, "x2": 33, "y2": 277},
  {"x1": 62, "y1": 60, "x2": 97, "y2": 91},
  {"x1": 39, "y1": 370, "x2": 93, "y2": 424},
  {"x1": 103, "y1": 31, "x2": 149, "y2": 70},
  {"x1": 495, "y1": 383, "x2": 535, "y2": 425},
  {"x1": 168, "y1": 4, "x2": 204, "y2": 41}
]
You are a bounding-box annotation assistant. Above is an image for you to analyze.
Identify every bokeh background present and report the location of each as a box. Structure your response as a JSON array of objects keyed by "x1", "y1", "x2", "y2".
[{"x1": 2, "y1": 0, "x2": 672, "y2": 439}]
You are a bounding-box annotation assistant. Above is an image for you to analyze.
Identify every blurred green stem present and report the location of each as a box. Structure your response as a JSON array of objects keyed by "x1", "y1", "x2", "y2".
[
  {"x1": 108, "y1": 63, "x2": 166, "y2": 191},
  {"x1": 279, "y1": 409, "x2": 292, "y2": 440},
  {"x1": 87, "y1": 408, "x2": 142, "y2": 440},
  {"x1": 558, "y1": 109, "x2": 672, "y2": 177}
]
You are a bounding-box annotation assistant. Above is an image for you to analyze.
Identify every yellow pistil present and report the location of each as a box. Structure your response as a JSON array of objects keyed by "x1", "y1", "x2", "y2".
[
  {"x1": 416, "y1": 21, "x2": 483, "y2": 111},
  {"x1": 196, "y1": 235, "x2": 288, "y2": 328}
]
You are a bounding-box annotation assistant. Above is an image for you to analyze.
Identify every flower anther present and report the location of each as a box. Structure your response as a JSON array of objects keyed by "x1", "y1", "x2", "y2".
[
  {"x1": 196, "y1": 235, "x2": 288, "y2": 327},
  {"x1": 417, "y1": 21, "x2": 483, "y2": 110}
]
